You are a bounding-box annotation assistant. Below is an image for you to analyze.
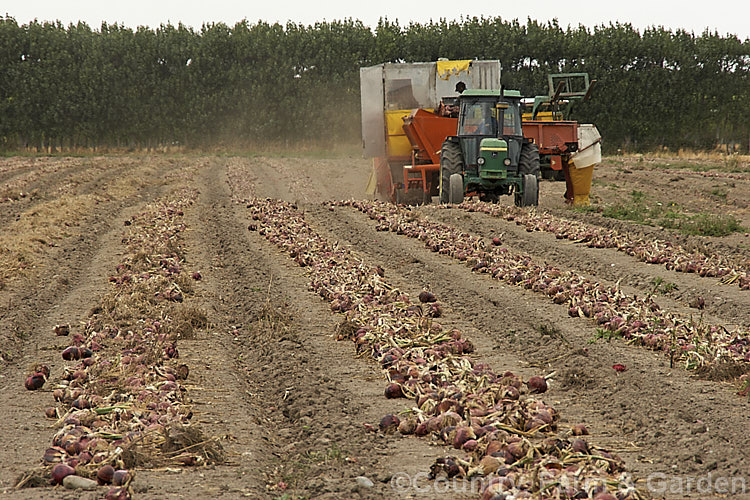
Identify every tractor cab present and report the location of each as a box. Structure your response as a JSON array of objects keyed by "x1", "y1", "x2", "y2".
[
  {"x1": 440, "y1": 89, "x2": 540, "y2": 206},
  {"x1": 458, "y1": 91, "x2": 523, "y2": 138},
  {"x1": 455, "y1": 90, "x2": 524, "y2": 181}
]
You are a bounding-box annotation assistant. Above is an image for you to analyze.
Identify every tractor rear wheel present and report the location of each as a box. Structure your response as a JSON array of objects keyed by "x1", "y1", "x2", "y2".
[
  {"x1": 515, "y1": 173, "x2": 539, "y2": 207},
  {"x1": 519, "y1": 142, "x2": 541, "y2": 178},
  {"x1": 449, "y1": 173, "x2": 464, "y2": 204},
  {"x1": 439, "y1": 141, "x2": 464, "y2": 204}
]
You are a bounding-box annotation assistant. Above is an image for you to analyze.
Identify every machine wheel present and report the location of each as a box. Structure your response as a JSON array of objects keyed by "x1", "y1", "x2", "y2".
[
  {"x1": 515, "y1": 174, "x2": 539, "y2": 207},
  {"x1": 449, "y1": 173, "x2": 464, "y2": 204},
  {"x1": 519, "y1": 142, "x2": 541, "y2": 178},
  {"x1": 439, "y1": 141, "x2": 464, "y2": 204}
]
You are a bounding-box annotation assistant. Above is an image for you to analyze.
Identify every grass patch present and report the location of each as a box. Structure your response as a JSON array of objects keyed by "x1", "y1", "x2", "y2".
[
  {"x1": 601, "y1": 190, "x2": 651, "y2": 223},
  {"x1": 572, "y1": 204, "x2": 601, "y2": 214},
  {"x1": 599, "y1": 190, "x2": 745, "y2": 236},
  {"x1": 659, "y1": 213, "x2": 745, "y2": 237}
]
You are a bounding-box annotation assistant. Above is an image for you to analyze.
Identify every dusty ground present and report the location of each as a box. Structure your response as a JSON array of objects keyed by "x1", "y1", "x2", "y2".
[{"x1": 0, "y1": 153, "x2": 749, "y2": 499}]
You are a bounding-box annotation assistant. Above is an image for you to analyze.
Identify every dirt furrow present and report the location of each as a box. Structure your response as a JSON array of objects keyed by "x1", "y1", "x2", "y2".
[
  {"x1": 303, "y1": 201, "x2": 750, "y2": 498},
  {"x1": 0, "y1": 157, "x2": 157, "y2": 230}
]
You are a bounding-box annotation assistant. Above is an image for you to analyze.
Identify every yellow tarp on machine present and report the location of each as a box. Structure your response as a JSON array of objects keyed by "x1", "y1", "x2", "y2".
[{"x1": 437, "y1": 60, "x2": 472, "y2": 80}]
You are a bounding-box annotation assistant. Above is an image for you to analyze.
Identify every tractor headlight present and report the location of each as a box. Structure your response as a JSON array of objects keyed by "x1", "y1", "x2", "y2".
[
  {"x1": 503, "y1": 158, "x2": 511, "y2": 166},
  {"x1": 477, "y1": 157, "x2": 485, "y2": 166}
]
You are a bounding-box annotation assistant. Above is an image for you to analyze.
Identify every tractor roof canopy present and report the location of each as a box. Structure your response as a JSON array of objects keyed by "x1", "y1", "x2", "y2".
[{"x1": 461, "y1": 89, "x2": 522, "y2": 98}]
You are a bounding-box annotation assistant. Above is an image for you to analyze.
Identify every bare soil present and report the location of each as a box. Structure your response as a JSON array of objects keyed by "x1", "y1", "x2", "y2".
[{"x1": 1, "y1": 154, "x2": 749, "y2": 499}]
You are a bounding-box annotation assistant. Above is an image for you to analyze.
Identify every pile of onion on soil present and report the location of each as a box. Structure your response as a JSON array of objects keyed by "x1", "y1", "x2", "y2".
[
  {"x1": 339, "y1": 200, "x2": 750, "y2": 377},
  {"x1": 18, "y1": 188, "x2": 221, "y2": 498},
  {"x1": 454, "y1": 201, "x2": 750, "y2": 291},
  {"x1": 245, "y1": 197, "x2": 645, "y2": 499}
]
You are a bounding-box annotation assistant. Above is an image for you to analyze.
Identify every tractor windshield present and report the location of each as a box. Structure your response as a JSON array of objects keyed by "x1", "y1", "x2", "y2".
[
  {"x1": 458, "y1": 100, "x2": 497, "y2": 136},
  {"x1": 458, "y1": 99, "x2": 523, "y2": 137}
]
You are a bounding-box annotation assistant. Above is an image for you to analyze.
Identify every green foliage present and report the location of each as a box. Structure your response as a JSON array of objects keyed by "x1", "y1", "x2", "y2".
[
  {"x1": 0, "y1": 15, "x2": 749, "y2": 151},
  {"x1": 589, "y1": 328, "x2": 622, "y2": 343},
  {"x1": 601, "y1": 189, "x2": 745, "y2": 236},
  {"x1": 659, "y1": 212, "x2": 745, "y2": 236},
  {"x1": 650, "y1": 277, "x2": 678, "y2": 295},
  {"x1": 602, "y1": 190, "x2": 650, "y2": 222}
]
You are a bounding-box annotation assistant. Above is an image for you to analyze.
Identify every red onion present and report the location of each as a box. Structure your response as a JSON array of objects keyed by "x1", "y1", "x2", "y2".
[
  {"x1": 462, "y1": 439, "x2": 478, "y2": 452},
  {"x1": 379, "y1": 414, "x2": 400, "y2": 434},
  {"x1": 397, "y1": 419, "x2": 416, "y2": 435},
  {"x1": 50, "y1": 463, "x2": 75, "y2": 485},
  {"x1": 24, "y1": 373, "x2": 46, "y2": 391},
  {"x1": 506, "y1": 440, "x2": 526, "y2": 459},
  {"x1": 62, "y1": 346, "x2": 80, "y2": 361},
  {"x1": 452, "y1": 426, "x2": 476, "y2": 449},
  {"x1": 71, "y1": 397, "x2": 91, "y2": 410},
  {"x1": 43, "y1": 447, "x2": 66, "y2": 464},
  {"x1": 52, "y1": 388, "x2": 65, "y2": 401},
  {"x1": 384, "y1": 382, "x2": 404, "y2": 399},
  {"x1": 571, "y1": 438, "x2": 590, "y2": 454},
  {"x1": 97, "y1": 464, "x2": 115, "y2": 485},
  {"x1": 105, "y1": 487, "x2": 131, "y2": 500},
  {"x1": 527, "y1": 375, "x2": 548, "y2": 394}
]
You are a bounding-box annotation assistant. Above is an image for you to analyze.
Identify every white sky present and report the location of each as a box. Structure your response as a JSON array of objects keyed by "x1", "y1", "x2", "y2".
[{"x1": 3, "y1": 0, "x2": 749, "y2": 40}]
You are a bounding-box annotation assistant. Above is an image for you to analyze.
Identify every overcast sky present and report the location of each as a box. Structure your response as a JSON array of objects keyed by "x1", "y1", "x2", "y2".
[{"x1": 3, "y1": 0, "x2": 749, "y2": 39}]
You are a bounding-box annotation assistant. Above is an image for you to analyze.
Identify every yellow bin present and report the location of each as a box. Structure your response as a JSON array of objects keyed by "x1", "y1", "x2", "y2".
[
  {"x1": 568, "y1": 165, "x2": 594, "y2": 206},
  {"x1": 569, "y1": 124, "x2": 601, "y2": 206}
]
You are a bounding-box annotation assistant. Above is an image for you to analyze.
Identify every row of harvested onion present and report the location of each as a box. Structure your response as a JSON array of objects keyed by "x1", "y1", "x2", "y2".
[
  {"x1": 19, "y1": 188, "x2": 215, "y2": 498},
  {"x1": 242, "y1": 196, "x2": 644, "y2": 500},
  {"x1": 339, "y1": 200, "x2": 750, "y2": 377},
  {"x1": 453, "y1": 201, "x2": 750, "y2": 290}
]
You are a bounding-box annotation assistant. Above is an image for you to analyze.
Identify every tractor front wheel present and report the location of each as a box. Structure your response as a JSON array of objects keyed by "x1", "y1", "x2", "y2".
[
  {"x1": 439, "y1": 141, "x2": 464, "y2": 204},
  {"x1": 515, "y1": 173, "x2": 539, "y2": 207},
  {"x1": 449, "y1": 173, "x2": 464, "y2": 204}
]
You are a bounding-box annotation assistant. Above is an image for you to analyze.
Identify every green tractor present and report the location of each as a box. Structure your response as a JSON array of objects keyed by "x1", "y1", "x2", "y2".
[{"x1": 439, "y1": 89, "x2": 540, "y2": 206}]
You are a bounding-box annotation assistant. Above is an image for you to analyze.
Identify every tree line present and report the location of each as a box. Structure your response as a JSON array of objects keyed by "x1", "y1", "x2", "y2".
[{"x1": 1, "y1": 16, "x2": 748, "y2": 152}]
